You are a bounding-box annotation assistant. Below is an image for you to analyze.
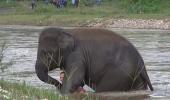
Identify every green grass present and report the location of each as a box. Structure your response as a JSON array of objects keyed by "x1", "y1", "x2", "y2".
[
  {"x1": 0, "y1": 0, "x2": 170, "y2": 26},
  {"x1": 0, "y1": 1, "x2": 17, "y2": 8},
  {"x1": 0, "y1": 80, "x2": 63, "y2": 100},
  {"x1": 0, "y1": 80, "x2": 100, "y2": 100}
]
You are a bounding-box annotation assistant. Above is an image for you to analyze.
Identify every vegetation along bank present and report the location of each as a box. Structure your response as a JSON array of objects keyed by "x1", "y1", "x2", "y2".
[{"x1": 0, "y1": 0, "x2": 170, "y2": 29}]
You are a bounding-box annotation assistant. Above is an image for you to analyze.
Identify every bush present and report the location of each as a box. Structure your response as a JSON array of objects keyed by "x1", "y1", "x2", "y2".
[
  {"x1": 120, "y1": 0, "x2": 160, "y2": 13},
  {"x1": 82, "y1": 0, "x2": 96, "y2": 7},
  {"x1": 0, "y1": 0, "x2": 17, "y2": 8}
]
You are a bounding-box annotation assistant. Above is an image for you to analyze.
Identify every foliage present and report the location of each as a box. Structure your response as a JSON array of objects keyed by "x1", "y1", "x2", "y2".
[
  {"x1": 0, "y1": 80, "x2": 63, "y2": 100},
  {"x1": 81, "y1": 0, "x2": 96, "y2": 7},
  {"x1": 0, "y1": 0, "x2": 170, "y2": 14},
  {"x1": 0, "y1": 80, "x2": 100, "y2": 100},
  {"x1": 0, "y1": 0, "x2": 17, "y2": 8},
  {"x1": 0, "y1": 42, "x2": 13, "y2": 72},
  {"x1": 0, "y1": 0, "x2": 170, "y2": 26},
  {"x1": 119, "y1": 0, "x2": 170, "y2": 13}
]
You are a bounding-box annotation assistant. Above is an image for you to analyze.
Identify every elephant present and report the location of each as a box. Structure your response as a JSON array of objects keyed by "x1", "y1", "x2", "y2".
[{"x1": 35, "y1": 27, "x2": 153, "y2": 94}]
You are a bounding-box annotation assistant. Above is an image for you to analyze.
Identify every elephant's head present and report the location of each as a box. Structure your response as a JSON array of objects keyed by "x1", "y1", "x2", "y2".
[{"x1": 35, "y1": 28, "x2": 75, "y2": 87}]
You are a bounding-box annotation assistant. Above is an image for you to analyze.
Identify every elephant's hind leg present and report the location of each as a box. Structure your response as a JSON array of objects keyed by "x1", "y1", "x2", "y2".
[{"x1": 95, "y1": 67, "x2": 132, "y2": 92}]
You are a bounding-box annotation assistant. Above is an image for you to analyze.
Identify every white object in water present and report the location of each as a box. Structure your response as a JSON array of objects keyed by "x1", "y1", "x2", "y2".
[{"x1": 83, "y1": 85, "x2": 95, "y2": 92}]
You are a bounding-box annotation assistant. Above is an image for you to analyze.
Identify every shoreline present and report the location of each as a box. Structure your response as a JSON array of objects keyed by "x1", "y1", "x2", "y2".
[
  {"x1": 1, "y1": 23, "x2": 170, "y2": 32},
  {"x1": 0, "y1": 18, "x2": 170, "y2": 30},
  {"x1": 83, "y1": 18, "x2": 170, "y2": 30},
  {"x1": 0, "y1": 0, "x2": 170, "y2": 30}
]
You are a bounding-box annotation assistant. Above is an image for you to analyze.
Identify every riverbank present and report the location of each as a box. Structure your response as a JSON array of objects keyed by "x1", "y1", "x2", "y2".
[
  {"x1": 0, "y1": 15, "x2": 170, "y2": 30},
  {"x1": 0, "y1": 1, "x2": 170, "y2": 30},
  {"x1": 84, "y1": 18, "x2": 170, "y2": 30}
]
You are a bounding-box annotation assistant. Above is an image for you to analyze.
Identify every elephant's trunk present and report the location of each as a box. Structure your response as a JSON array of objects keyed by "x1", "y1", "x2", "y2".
[{"x1": 35, "y1": 60, "x2": 62, "y2": 88}]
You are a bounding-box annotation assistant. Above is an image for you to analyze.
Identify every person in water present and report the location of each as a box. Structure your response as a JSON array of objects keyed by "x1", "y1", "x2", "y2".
[{"x1": 59, "y1": 71, "x2": 86, "y2": 93}]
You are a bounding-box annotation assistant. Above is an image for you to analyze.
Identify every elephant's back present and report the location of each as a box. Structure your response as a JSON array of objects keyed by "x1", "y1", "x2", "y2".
[
  {"x1": 66, "y1": 28, "x2": 127, "y2": 43},
  {"x1": 66, "y1": 28, "x2": 135, "y2": 54}
]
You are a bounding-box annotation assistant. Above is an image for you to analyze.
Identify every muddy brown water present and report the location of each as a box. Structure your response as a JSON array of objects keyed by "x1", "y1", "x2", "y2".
[{"x1": 0, "y1": 25, "x2": 170, "y2": 99}]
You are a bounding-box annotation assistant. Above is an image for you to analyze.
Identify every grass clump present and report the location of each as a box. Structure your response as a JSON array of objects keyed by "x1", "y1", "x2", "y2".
[
  {"x1": 119, "y1": 0, "x2": 170, "y2": 14},
  {"x1": 0, "y1": 80, "x2": 100, "y2": 100},
  {"x1": 0, "y1": 0, "x2": 17, "y2": 8},
  {"x1": 0, "y1": 80, "x2": 64, "y2": 100}
]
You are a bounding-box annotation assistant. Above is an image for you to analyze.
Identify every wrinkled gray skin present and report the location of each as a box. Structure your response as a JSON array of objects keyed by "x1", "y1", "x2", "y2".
[{"x1": 35, "y1": 27, "x2": 153, "y2": 94}]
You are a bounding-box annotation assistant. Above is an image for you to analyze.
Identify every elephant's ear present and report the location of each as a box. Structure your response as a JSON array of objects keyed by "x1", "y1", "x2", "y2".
[{"x1": 58, "y1": 30, "x2": 75, "y2": 50}]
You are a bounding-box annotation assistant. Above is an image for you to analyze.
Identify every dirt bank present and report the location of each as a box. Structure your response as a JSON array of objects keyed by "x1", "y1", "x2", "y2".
[{"x1": 82, "y1": 18, "x2": 170, "y2": 30}]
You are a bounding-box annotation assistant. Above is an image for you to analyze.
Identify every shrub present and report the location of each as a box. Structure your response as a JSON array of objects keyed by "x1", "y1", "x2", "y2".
[{"x1": 120, "y1": 0, "x2": 160, "y2": 13}]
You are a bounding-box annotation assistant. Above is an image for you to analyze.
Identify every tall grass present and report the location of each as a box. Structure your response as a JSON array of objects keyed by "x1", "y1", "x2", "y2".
[
  {"x1": 0, "y1": 0, "x2": 17, "y2": 8},
  {"x1": 0, "y1": 42, "x2": 13, "y2": 72},
  {"x1": 0, "y1": 80, "x2": 101, "y2": 100},
  {"x1": 119, "y1": 0, "x2": 170, "y2": 14},
  {"x1": 1, "y1": 0, "x2": 170, "y2": 14},
  {"x1": 0, "y1": 80, "x2": 63, "y2": 100}
]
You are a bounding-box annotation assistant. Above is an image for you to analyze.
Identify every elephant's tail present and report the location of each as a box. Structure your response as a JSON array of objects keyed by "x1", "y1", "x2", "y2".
[{"x1": 140, "y1": 63, "x2": 154, "y2": 91}]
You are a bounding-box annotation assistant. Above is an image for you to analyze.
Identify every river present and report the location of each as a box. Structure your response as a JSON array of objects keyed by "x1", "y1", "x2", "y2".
[{"x1": 0, "y1": 25, "x2": 170, "y2": 99}]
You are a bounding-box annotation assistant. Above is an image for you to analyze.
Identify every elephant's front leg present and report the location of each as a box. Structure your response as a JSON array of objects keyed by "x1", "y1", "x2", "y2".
[{"x1": 61, "y1": 66, "x2": 85, "y2": 94}]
